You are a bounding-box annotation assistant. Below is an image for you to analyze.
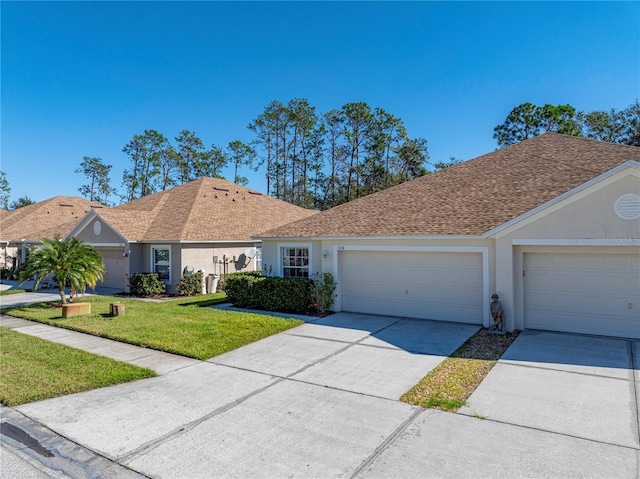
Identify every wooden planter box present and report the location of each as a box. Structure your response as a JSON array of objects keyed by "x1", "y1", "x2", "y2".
[{"x1": 61, "y1": 302, "x2": 91, "y2": 318}]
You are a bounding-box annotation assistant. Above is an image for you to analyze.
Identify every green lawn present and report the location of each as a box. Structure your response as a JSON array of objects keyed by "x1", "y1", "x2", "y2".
[
  {"x1": 0, "y1": 327, "x2": 156, "y2": 406},
  {"x1": 3, "y1": 294, "x2": 304, "y2": 360},
  {"x1": 0, "y1": 289, "x2": 27, "y2": 296}
]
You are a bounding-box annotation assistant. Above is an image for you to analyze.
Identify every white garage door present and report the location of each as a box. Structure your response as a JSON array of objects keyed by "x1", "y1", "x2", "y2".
[
  {"x1": 524, "y1": 253, "x2": 640, "y2": 339},
  {"x1": 99, "y1": 249, "x2": 127, "y2": 290},
  {"x1": 339, "y1": 251, "x2": 483, "y2": 323}
]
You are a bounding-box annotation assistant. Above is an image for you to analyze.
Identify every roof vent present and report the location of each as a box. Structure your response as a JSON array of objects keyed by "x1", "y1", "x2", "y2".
[
  {"x1": 614, "y1": 194, "x2": 640, "y2": 220},
  {"x1": 213, "y1": 187, "x2": 229, "y2": 192},
  {"x1": 90, "y1": 205, "x2": 104, "y2": 209},
  {"x1": 248, "y1": 191, "x2": 262, "y2": 196},
  {"x1": 59, "y1": 204, "x2": 73, "y2": 207}
]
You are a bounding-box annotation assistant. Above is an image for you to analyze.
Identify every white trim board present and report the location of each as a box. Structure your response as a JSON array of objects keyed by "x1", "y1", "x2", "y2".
[
  {"x1": 332, "y1": 245, "x2": 490, "y2": 326},
  {"x1": 256, "y1": 234, "x2": 481, "y2": 241},
  {"x1": 513, "y1": 238, "x2": 640, "y2": 246}
]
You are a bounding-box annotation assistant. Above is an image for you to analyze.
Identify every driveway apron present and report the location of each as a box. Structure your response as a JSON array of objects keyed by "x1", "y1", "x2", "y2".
[{"x1": 458, "y1": 330, "x2": 640, "y2": 449}]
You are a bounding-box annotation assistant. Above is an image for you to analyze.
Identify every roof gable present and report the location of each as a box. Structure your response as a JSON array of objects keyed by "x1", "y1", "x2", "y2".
[{"x1": 258, "y1": 134, "x2": 640, "y2": 238}]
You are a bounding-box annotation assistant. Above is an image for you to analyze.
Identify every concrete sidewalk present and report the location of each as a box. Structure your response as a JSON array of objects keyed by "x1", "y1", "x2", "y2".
[{"x1": 0, "y1": 315, "x2": 199, "y2": 375}]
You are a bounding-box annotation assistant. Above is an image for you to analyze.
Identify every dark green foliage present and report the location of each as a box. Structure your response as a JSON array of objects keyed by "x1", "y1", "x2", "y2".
[
  {"x1": 493, "y1": 102, "x2": 580, "y2": 147},
  {"x1": 225, "y1": 274, "x2": 316, "y2": 313},
  {"x1": 176, "y1": 272, "x2": 204, "y2": 296},
  {"x1": 312, "y1": 272, "x2": 336, "y2": 312},
  {"x1": 217, "y1": 271, "x2": 262, "y2": 292},
  {"x1": 223, "y1": 274, "x2": 261, "y2": 308},
  {"x1": 129, "y1": 273, "x2": 166, "y2": 296},
  {"x1": 9, "y1": 196, "x2": 35, "y2": 210}
]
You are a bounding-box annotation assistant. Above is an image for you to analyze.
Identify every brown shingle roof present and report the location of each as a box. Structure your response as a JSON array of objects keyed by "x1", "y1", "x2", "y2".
[
  {"x1": 99, "y1": 177, "x2": 317, "y2": 241},
  {"x1": 1, "y1": 196, "x2": 107, "y2": 242},
  {"x1": 259, "y1": 133, "x2": 640, "y2": 238}
]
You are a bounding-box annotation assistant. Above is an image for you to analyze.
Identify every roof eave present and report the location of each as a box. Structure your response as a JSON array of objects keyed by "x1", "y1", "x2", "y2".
[{"x1": 254, "y1": 234, "x2": 484, "y2": 241}]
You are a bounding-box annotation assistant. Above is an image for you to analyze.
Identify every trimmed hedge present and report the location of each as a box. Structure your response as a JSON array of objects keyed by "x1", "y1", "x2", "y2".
[
  {"x1": 217, "y1": 271, "x2": 261, "y2": 292},
  {"x1": 225, "y1": 274, "x2": 316, "y2": 313},
  {"x1": 129, "y1": 273, "x2": 166, "y2": 296},
  {"x1": 177, "y1": 272, "x2": 204, "y2": 296}
]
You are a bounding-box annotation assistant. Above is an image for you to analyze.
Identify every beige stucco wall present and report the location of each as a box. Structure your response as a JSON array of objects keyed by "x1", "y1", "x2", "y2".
[
  {"x1": 74, "y1": 218, "x2": 126, "y2": 245},
  {"x1": 128, "y1": 242, "x2": 259, "y2": 294},
  {"x1": 180, "y1": 242, "x2": 260, "y2": 278}
]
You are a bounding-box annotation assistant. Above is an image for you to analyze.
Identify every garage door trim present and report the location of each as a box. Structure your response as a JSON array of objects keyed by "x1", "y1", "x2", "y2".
[{"x1": 333, "y1": 245, "x2": 489, "y2": 326}]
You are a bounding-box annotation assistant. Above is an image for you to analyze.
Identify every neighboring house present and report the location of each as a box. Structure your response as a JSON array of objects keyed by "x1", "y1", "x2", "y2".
[
  {"x1": 67, "y1": 177, "x2": 318, "y2": 293},
  {"x1": 258, "y1": 133, "x2": 640, "y2": 339},
  {"x1": 0, "y1": 196, "x2": 107, "y2": 271}
]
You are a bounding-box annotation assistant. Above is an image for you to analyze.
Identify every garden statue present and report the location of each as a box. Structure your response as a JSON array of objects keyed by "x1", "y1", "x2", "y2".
[{"x1": 490, "y1": 293, "x2": 505, "y2": 331}]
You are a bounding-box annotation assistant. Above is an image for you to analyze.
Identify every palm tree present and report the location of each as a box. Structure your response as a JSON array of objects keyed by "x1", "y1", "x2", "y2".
[{"x1": 19, "y1": 236, "x2": 105, "y2": 303}]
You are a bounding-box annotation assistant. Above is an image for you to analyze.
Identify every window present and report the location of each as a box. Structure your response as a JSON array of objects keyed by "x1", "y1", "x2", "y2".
[
  {"x1": 281, "y1": 246, "x2": 309, "y2": 278},
  {"x1": 152, "y1": 246, "x2": 171, "y2": 283},
  {"x1": 255, "y1": 246, "x2": 262, "y2": 272}
]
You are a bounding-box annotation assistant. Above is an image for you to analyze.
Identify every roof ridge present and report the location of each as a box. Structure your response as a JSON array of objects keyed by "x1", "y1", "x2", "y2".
[{"x1": 179, "y1": 178, "x2": 208, "y2": 238}]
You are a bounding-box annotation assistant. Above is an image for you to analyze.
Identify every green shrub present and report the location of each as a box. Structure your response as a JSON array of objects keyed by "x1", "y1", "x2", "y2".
[
  {"x1": 225, "y1": 274, "x2": 317, "y2": 313},
  {"x1": 0, "y1": 268, "x2": 11, "y2": 280},
  {"x1": 218, "y1": 270, "x2": 261, "y2": 292},
  {"x1": 129, "y1": 273, "x2": 166, "y2": 296},
  {"x1": 312, "y1": 272, "x2": 337, "y2": 313},
  {"x1": 176, "y1": 272, "x2": 204, "y2": 296},
  {"x1": 223, "y1": 274, "x2": 262, "y2": 308},
  {"x1": 257, "y1": 277, "x2": 316, "y2": 313}
]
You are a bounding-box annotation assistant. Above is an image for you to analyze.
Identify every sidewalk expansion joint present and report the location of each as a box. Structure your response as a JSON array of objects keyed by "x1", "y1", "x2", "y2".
[
  {"x1": 116, "y1": 377, "x2": 286, "y2": 464},
  {"x1": 349, "y1": 408, "x2": 424, "y2": 478},
  {"x1": 499, "y1": 360, "x2": 635, "y2": 382},
  {"x1": 629, "y1": 340, "x2": 640, "y2": 450},
  {"x1": 468, "y1": 414, "x2": 640, "y2": 452}
]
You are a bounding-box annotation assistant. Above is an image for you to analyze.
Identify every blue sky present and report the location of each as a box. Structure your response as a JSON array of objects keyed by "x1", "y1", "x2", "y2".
[{"x1": 2, "y1": 1, "x2": 638, "y2": 204}]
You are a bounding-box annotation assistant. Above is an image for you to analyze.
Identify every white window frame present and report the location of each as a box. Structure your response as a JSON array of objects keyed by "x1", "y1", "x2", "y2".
[
  {"x1": 151, "y1": 245, "x2": 171, "y2": 284},
  {"x1": 254, "y1": 245, "x2": 262, "y2": 272},
  {"x1": 278, "y1": 243, "x2": 312, "y2": 278}
]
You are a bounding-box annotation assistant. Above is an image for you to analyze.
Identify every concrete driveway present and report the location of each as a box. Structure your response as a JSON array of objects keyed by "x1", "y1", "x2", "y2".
[
  {"x1": 458, "y1": 329, "x2": 639, "y2": 447},
  {"x1": 5, "y1": 313, "x2": 640, "y2": 478}
]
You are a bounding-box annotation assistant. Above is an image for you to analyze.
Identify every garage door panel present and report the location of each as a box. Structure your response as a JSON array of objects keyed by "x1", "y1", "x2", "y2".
[
  {"x1": 577, "y1": 275, "x2": 603, "y2": 290},
  {"x1": 525, "y1": 253, "x2": 640, "y2": 339},
  {"x1": 340, "y1": 251, "x2": 483, "y2": 323},
  {"x1": 99, "y1": 249, "x2": 127, "y2": 290}
]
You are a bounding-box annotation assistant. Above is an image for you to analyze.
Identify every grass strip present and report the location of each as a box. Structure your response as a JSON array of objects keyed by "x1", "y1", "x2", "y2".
[
  {"x1": 0, "y1": 289, "x2": 27, "y2": 296},
  {"x1": 0, "y1": 327, "x2": 156, "y2": 406},
  {"x1": 3, "y1": 294, "x2": 303, "y2": 360},
  {"x1": 401, "y1": 328, "x2": 519, "y2": 412}
]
